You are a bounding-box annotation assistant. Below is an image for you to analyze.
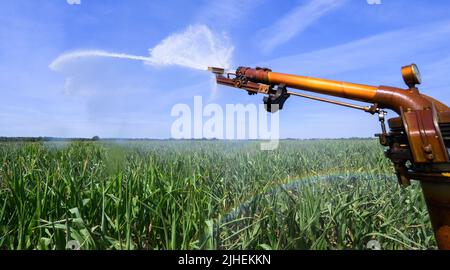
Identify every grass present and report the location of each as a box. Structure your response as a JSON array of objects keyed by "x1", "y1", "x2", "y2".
[{"x1": 0, "y1": 139, "x2": 436, "y2": 250}]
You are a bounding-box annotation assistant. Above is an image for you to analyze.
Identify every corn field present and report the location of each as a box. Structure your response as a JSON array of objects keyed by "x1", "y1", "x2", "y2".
[{"x1": 0, "y1": 140, "x2": 436, "y2": 250}]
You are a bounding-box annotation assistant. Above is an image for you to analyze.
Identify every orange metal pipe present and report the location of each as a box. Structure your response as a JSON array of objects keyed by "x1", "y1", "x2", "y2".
[
  {"x1": 267, "y1": 72, "x2": 378, "y2": 102},
  {"x1": 236, "y1": 67, "x2": 439, "y2": 114}
]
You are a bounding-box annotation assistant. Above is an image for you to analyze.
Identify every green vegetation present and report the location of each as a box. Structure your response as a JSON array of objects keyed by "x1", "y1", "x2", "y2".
[{"x1": 0, "y1": 140, "x2": 436, "y2": 250}]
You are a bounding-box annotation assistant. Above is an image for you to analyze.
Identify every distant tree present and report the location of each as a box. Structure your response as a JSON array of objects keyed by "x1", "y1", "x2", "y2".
[{"x1": 92, "y1": 136, "x2": 100, "y2": 141}]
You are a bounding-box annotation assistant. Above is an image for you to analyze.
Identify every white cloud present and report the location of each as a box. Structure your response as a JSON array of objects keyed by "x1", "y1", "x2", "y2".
[
  {"x1": 258, "y1": 0, "x2": 348, "y2": 53},
  {"x1": 262, "y1": 20, "x2": 450, "y2": 78},
  {"x1": 67, "y1": 0, "x2": 81, "y2": 5},
  {"x1": 195, "y1": 0, "x2": 262, "y2": 29},
  {"x1": 367, "y1": 0, "x2": 381, "y2": 5}
]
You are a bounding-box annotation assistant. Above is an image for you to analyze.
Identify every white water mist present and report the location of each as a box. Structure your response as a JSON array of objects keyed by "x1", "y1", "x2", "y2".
[
  {"x1": 50, "y1": 25, "x2": 234, "y2": 72},
  {"x1": 50, "y1": 51, "x2": 151, "y2": 71}
]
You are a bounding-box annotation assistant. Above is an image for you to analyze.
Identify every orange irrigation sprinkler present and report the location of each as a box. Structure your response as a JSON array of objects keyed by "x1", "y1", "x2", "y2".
[{"x1": 209, "y1": 64, "x2": 450, "y2": 249}]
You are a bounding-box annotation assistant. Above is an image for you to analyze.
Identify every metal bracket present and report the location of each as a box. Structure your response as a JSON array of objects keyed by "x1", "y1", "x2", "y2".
[
  {"x1": 401, "y1": 106, "x2": 449, "y2": 163},
  {"x1": 263, "y1": 84, "x2": 290, "y2": 113}
]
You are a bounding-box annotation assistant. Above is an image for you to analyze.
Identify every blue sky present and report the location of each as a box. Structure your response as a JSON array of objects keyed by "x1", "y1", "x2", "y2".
[{"x1": 1, "y1": 0, "x2": 450, "y2": 138}]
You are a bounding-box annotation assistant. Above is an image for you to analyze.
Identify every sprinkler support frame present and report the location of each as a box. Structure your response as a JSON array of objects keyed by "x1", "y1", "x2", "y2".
[{"x1": 210, "y1": 64, "x2": 450, "y2": 249}]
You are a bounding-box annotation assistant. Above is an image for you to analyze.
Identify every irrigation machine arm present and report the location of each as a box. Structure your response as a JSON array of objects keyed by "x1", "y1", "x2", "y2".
[{"x1": 209, "y1": 65, "x2": 450, "y2": 249}]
